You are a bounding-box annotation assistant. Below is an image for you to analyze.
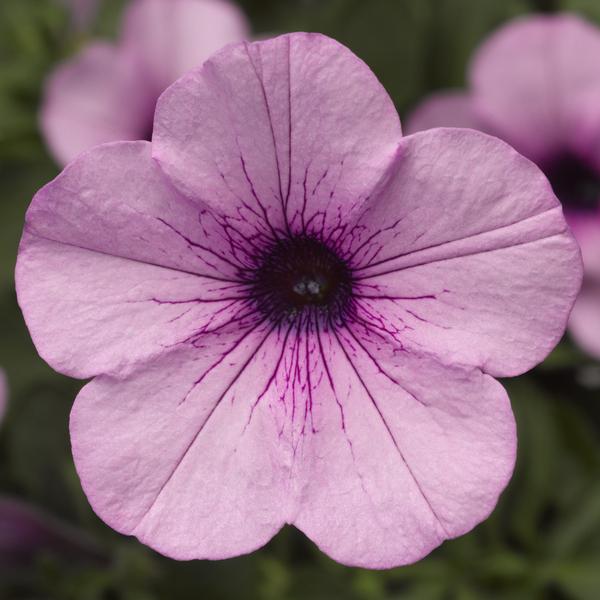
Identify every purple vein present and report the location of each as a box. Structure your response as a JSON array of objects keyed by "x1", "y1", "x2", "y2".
[
  {"x1": 341, "y1": 323, "x2": 427, "y2": 408},
  {"x1": 140, "y1": 294, "x2": 253, "y2": 305},
  {"x1": 178, "y1": 315, "x2": 270, "y2": 405},
  {"x1": 317, "y1": 315, "x2": 387, "y2": 511},
  {"x1": 134, "y1": 319, "x2": 279, "y2": 530},
  {"x1": 353, "y1": 208, "x2": 562, "y2": 275},
  {"x1": 302, "y1": 313, "x2": 315, "y2": 435},
  {"x1": 345, "y1": 216, "x2": 405, "y2": 265},
  {"x1": 27, "y1": 228, "x2": 246, "y2": 284},
  {"x1": 178, "y1": 300, "x2": 261, "y2": 344},
  {"x1": 355, "y1": 232, "x2": 565, "y2": 280},
  {"x1": 155, "y1": 217, "x2": 248, "y2": 274},
  {"x1": 289, "y1": 316, "x2": 304, "y2": 427},
  {"x1": 331, "y1": 326, "x2": 449, "y2": 536},
  {"x1": 243, "y1": 42, "x2": 292, "y2": 236},
  {"x1": 238, "y1": 153, "x2": 281, "y2": 242},
  {"x1": 245, "y1": 320, "x2": 295, "y2": 430},
  {"x1": 315, "y1": 316, "x2": 346, "y2": 431},
  {"x1": 354, "y1": 293, "x2": 437, "y2": 301},
  {"x1": 285, "y1": 35, "x2": 292, "y2": 212}
]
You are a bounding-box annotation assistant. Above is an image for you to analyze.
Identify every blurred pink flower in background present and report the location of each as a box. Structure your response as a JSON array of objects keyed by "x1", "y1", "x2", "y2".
[
  {"x1": 17, "y1": 32, "x2": 582, "y2": 567},
  {"x1": 0, "y1": 497, "x2": 105, "y2": 568},
  {"x1": 0, "y1": 376, "x2": 105, "y2": 570},
  {"x1": 407, "y1": 14, "x2": 600, "y2": 359},
  {"x1": 61, "y1": 0, "x2": 99, "y2": 30},
  {"x1": 43, "y1": 0, "x2": 249, "y2": 165}
]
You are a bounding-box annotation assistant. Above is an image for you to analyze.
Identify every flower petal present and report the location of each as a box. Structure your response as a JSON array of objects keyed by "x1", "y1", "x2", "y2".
[
  {"x1": 16, "y1": 142, "x2": 259, "y2": 378},
  {"x1": 566, "y1": 210, "x2": 600, "y2": 358},
  {"x1": 41, "y1": 43, "x2": 154, "y2": 165},
  {"x1": 569, "y1": 284, "x2": 600, "y2": 359},
  {"x1": 290, "y1": 320, "x2": 515, "y2": 568},
  {"x1": 70, "y1": 307, "x2": 515, "y2": 567},
  {"x1": 70, "y1": 323, "x2": 291, "y2": 560},
  {"x1": 342, "y1": 128, "x2": 582, "y2": 376},
  {"x1": 153, "y1": 33, "x2": 401, "y2": 241},
  {"x1": 470, "y1": 14, "x2": 600, "y2": 163},
  {"x1": 404, "y1": 91, "x2": 485, "y2": 134},
  {"x1": 121, "y1": 0, "x2": 249, "y2": 94},
  {"x1": 565, "y1": 209, "x2": 600, "y2": 280}
]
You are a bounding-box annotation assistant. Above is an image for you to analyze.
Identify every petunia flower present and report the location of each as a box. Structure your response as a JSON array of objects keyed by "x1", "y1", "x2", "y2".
[
  {"x1": 42, "y1": 0, "x2": 249, "y2": 165},
  {"x1": 406, "y1": 14, "x2": 600, "y2": 359},
  {"x1": 17, "y1": 33, "x2": 582, "y2": 568}
]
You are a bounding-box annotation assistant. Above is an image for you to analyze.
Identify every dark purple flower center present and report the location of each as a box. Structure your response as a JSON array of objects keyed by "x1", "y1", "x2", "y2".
[
  {"x1": 249, "y1": 235, "x2": 353, "y2": 322},
  {"x1": 543, "y1": 152, "x2": 600, "y2": 211}
]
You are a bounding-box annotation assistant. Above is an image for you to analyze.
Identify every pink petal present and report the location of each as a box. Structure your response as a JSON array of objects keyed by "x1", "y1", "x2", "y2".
[
  {"x1": 565, "y1": 211, "x2": 600, "y2": 358},
  {"x1": 70, "y1": 325, "x2": 291, "y2": 560},
  {"x1": 16, "y1": 142, "x2": 259, "y2": 378},
  {"x1": 470, "y1": 14, "x2": 600, "y2": 163},
  {"x1": 569, "y1": 284, "x2": 600, "y2": 358},
  {"x1": 404, "y1": 91, "x2": 485, "y2": 134},
  {"x1": 153, "y1": 33, "x2": 402, "y2": 240},
  {"x1": 343, "y1": 128, "x2": 582, "y2": 377},
  {"x1": 565, "y1": 209, "x2": 600, "y2": 280},
  {"x1": 70, "y1": 307, "x2": 515, "y2": 567},
  {"x1": 291, "y1": 324, "x2": 515, "y2": 568},
  {"x1": 41, "y1": 44, "x2": 155, "y2": 166},
  {"x1": 122, "y1": 0, "x2": 250, "y2": 95}
]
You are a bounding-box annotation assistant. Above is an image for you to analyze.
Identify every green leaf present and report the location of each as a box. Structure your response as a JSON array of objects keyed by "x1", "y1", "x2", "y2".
[
  {"x1": 553, "y1": 557, "x2": 600, "y2": 600},
  {"x1": 500, "y1": 379, "x2": 562, "y2": 550},
  {"x1": 0, "y1": 159, "x2": 58, "y2": 292},
  {"x1": 4, "y1": 378, "x2": 80, "y2": 516},
  {"x1": 547, "y1": 484, "x2": 600, "y2": 557}
]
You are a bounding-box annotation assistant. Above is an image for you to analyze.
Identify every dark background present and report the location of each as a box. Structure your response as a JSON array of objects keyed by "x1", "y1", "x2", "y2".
[{"x1": 1, "y1": 0, "x2": 600, "y2": 598}]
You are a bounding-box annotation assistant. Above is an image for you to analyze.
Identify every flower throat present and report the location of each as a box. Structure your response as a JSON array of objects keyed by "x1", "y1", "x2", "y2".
[{"x1": 248, "y1": 235, "x2": 353, "y2": 323}]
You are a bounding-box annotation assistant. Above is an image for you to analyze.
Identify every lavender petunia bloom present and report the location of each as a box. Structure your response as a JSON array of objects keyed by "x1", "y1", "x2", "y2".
[
  {"x1": 42, "y1": 0, "x2": 249, "y2": 165},
  {"x1": 17, "y1": 33, "x2": 582, "y2": 568},
  {"x1": 406, "y1": 14, "x2": 600, "y2": 359}
]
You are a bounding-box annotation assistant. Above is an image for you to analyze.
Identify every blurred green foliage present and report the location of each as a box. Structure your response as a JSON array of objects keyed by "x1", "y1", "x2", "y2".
[{"x1": 1, "y1": 0, "x2": 599, "y2": 598}]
